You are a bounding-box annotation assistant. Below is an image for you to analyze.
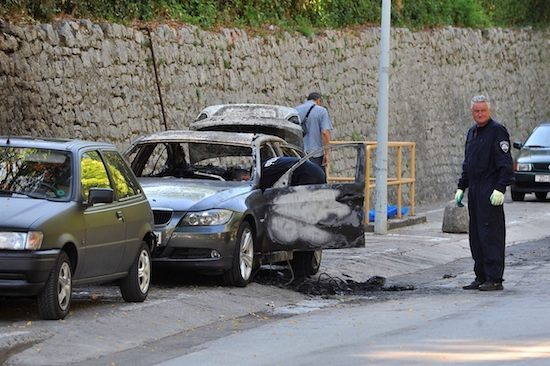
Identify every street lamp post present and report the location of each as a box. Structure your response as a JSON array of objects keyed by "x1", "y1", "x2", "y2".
[{"x1": 375, "y1": 0, "x2": 392, "y2": 234}]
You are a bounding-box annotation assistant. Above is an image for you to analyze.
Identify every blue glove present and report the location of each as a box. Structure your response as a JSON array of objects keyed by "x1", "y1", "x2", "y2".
[
  {"x1": 455, "y1": 189, "x2": 464, "y2": 207},
  {"x1": 490, "y1": 189, "x2": 505, "y2": 206}
]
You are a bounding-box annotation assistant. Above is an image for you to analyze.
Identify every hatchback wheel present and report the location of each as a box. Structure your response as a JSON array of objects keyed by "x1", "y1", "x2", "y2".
[
  {"x1": 535, "y1": 192, "x2": 547, "y2": 200},
  {"x1": 223, "y1": 221, "x2": 256, "y2": 287},
  {"x1": 120, "y1": 242, "x2": 151, "y2": 302},
  {"x1": 37, "y1": 251, "x2": 72, "y2": 320}
]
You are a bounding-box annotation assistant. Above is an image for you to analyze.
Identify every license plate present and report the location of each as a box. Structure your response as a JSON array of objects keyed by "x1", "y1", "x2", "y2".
[
  {"x1": 535, "y1": 175, "x2": 550, "y2": 183},
  {"x1": 154, "y1": 231, "x2": 162, "y2": 246}
]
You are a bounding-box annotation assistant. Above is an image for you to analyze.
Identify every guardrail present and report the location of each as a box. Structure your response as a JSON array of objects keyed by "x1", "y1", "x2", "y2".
[{"x1": 326, "y1": 141, "x2": 416, "y2": 224}]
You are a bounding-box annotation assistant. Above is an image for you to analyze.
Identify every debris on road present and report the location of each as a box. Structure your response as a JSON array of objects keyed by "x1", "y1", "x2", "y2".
[{"x1": 254, "y1": 266, "x2": 415, "y2": 296}]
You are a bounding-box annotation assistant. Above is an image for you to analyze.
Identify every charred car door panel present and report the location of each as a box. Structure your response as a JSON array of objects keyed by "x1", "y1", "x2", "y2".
[
  {"x1": 263, "y1": 184, "x2": 365, "y2": 250},
  {"x1": 263, "y1": 143, "x2": 366, "y2": 251}
]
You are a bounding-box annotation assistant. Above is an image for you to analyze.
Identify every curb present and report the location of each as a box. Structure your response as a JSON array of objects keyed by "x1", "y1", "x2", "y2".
[
  {"x1": 365, "y1": 214, "x2": 428, "y2": 232},
  {"x1": 0, "y1": 330, "x2": 48, "y2": 364}
]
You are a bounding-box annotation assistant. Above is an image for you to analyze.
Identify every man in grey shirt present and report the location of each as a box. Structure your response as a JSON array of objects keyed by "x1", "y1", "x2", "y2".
[{"x1": 295, "y1": 92, "x2": 333, "y2": 171}]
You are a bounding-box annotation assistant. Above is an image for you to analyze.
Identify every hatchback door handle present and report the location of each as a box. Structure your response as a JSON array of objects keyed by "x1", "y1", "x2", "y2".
[{"x1": 116, "y1": 211, "x2": 125, "y2": 221}]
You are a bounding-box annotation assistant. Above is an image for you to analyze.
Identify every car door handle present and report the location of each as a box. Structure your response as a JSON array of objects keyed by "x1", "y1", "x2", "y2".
[{"x1": 116, "y1": 211, "x2": 125, "y2": 222}]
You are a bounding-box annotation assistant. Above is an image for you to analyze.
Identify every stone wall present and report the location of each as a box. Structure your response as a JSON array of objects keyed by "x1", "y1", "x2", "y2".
[{"x1": 1, "y1": 19, "x2": 549, "y2": 206}]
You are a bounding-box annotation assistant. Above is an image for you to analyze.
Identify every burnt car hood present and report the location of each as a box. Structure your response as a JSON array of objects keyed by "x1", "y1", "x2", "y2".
[
  {"x1": 138, "y1": 177, "x2": 253, "y2": 211},
  {"x1": 0, "y1": 197, "x2": 74, "y2": 229}
]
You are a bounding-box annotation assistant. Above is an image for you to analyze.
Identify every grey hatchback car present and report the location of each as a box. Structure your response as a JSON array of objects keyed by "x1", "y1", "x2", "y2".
[{"x1": 0, "y1": 136, "x2": 156, "y2": 319}]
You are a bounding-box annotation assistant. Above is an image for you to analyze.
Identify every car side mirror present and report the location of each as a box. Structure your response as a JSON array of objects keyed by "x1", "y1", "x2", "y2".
[
  {"x1": 513, "y1": 141, "x2": 523, "y2": 150},
  {"x1": 87, "y1": 188, "x2": 114, "y2": 205}
]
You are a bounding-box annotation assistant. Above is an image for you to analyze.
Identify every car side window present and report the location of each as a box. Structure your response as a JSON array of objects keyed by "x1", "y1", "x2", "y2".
[
  {"x1": 277, "y1": 144, "x2": 302, "y2": 158},
  {"x1": 102, "y1": 150, "x2": 141, "y2": 199},
  {"x1": 260, "y1": 145, "x2": 276, "y2": 161},
  {"x1": 139, "y1": 144, "x2": 170, "y2": 177},
  {"x1": 81, "y1": 151, "x2": 111, "y2": 201}
]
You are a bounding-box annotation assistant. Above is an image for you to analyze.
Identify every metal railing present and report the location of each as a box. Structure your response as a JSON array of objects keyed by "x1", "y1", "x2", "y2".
[{"x1": 326, "y1": 141, "x2": 416, "y2": 224}]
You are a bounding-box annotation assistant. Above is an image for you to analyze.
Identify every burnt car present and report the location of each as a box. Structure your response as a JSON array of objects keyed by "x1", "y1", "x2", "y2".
[
  {"x1": 0, "y1": 136, "x2": 155, "y2": 319},
  {"x1": 511, "y1": 122, "x2": 550, "y2": 201},
  {"x1": 195, "y1": 104, "x2": 300, "y2": 124},
  {"x1": 192, "y1": 104, "x2": 304, "y2": 147},
  {"x1": 123, "y1": 130, "x2": 366, "y2": 287}
]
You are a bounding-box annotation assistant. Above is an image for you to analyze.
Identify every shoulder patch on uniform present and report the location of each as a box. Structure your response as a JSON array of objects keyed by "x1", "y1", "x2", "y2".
[{"x1": 499, "y1": 141, "x2": 510, "y2": 153}]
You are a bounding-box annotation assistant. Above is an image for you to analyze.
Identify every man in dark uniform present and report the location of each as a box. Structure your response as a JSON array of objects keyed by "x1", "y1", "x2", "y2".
[
  {"x1": 455, "y1": 95, "x2": 515, "y2": 291},
  {"x1": 259, "y1": 157, "x2": 326, "y2": 191}
]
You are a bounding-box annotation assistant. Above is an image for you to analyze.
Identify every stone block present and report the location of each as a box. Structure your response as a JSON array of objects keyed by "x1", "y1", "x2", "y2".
[{"x1": 442, "y1": 200, "x2": 468, "y2": 233}]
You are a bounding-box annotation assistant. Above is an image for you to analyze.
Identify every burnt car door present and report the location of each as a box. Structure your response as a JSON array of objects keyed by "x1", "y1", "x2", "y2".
[{"x1": 262, "y1": 143, "x2": 366, "y2": 251}]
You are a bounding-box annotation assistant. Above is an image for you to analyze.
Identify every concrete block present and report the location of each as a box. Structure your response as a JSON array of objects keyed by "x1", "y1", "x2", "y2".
[{"x1": 442, "y1": 200, "x2": 468, "y2": 233}]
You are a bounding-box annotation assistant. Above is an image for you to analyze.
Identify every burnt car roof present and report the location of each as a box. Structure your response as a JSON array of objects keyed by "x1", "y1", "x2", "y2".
[
  {"x1": 0, "y1": 136, "x2": 115, "y2": 150},
  {"x1": 190, "y1": 104, "x2": 303, "y2": 148},
  {"x1": 124, "y1": 129, "x2": 293, "y2": 149},
  {"x1": 194, "y1": 104, "x2": 299, "y2": 122}
]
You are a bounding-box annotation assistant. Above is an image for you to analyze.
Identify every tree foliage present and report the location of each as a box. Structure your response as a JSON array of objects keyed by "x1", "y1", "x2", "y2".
[
  {"x1": 1, "y1": 0, "x2": 548, "y2": 29},
  {"x1": 479, "y1": 0, "x2": 549, "y2": 27}
]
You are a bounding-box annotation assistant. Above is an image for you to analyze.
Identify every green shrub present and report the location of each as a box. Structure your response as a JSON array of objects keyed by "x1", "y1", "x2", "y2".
[
  {"x1": 1, "y1": 0, "x2": 548, "y2": 29},
  {"x1": 480, "y1": 0, "x2": 549, "y2": 27},
  {"x1": 447, "y1": 0, "x2": 492, "y2": 28}
]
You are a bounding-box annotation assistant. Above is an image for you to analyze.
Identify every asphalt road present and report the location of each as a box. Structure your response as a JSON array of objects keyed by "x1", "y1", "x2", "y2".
[
  {"x1": 154, "y1": 237, "x2": 550, "y2": 366},
  {"x1": 1, "y1": 195, "x2": 549, "y2": 365}
]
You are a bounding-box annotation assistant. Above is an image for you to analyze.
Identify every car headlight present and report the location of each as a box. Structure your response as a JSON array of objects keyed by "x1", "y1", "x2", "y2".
[
  {"x1": 180, "y1": 210, "x2": 234, "y2": 226},
  {"x1": 515, "y1": 163, "x2": 532, "y2": 172},
  {"x1": 0, "y1": 231, "x2": 44, "y2": 250}
]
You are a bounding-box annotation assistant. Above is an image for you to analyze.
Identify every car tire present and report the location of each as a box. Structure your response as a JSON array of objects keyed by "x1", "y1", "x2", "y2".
[
  {"x1": 310, "y1": 250, "x2": 322, "y2": 275},
  {"x1": 291, "y1": 250, "x2": 322, "y2": 278},
  {"x1": 535, "y1": 192, "x2": 547, "y2": 200},
  {"x1": 37, "y1": 251, "x2": 72, "y2": 320},
  {"x1": 120, "y1": 242, "x2": 151, "y2": 302},
  {"x1": 223, "y1": 221, "x2": 256, "y2": 287},
  {"x1": 511, "y1": 189, "x2": 525, "y2": 201}
]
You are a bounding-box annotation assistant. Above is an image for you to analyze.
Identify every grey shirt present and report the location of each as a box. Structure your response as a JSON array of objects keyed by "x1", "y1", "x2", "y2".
[{"x1": 295, "y1": 100, "x2": 333, "y2": 157}]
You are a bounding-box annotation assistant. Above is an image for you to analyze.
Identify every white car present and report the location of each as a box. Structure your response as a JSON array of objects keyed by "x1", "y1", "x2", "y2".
[
  {"x1": 195, "y1": 104, "x2": 300, "y2": 124},
  {"x1": 192, "y1": 104, "x2": 303, "y2": 147}
]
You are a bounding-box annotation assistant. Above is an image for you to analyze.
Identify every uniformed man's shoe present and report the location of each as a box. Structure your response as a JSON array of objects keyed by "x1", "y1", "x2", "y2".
[
  {"x1": 479, "y1": 281, "x2": 504, "y2": 291},
  {"x1": 462, "y1": 280, "x2": 482, "y2": 290}
]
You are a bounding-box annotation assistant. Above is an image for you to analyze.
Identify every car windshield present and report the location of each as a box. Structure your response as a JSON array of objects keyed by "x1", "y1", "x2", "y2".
[
  {"x1": 127, "y1": 141, "x2": 254, "y2": 182},
  {"x1": 0, "y1": 147, "x2": 72, "y2": 201},
  {"x1": 525, "y1": 125, "x2": 550, "y2": 148}
]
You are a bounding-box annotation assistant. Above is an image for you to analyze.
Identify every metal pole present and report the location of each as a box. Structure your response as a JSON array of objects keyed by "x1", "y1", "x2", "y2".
[
  {"x1": 142, "y1": 27, "x2": 168, "y2": 131},
  {"x1": 374, "y1": 0, "x2": 391, "y2": 234}
]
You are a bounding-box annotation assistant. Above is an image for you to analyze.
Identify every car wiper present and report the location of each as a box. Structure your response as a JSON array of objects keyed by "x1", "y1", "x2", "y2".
[
  {"x1": 23, "y1": 192, "x2": 51, "y2": 199},
  {"x1": 524, "y1": 145, "x2": 548, "y2": 148},
  {"x1": 0, "y1": 189, "x2": 42, "y2": 199}
]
